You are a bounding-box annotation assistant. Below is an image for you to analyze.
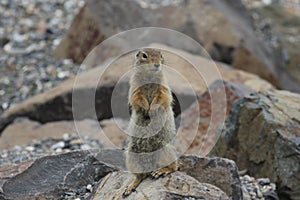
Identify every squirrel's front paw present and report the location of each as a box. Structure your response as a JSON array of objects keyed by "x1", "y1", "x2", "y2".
[
  {"x1": 149, "y1": 103, "x2": 160, "y2": 111},
  {"x1": 137, "y1": 99, "x2": 150, "y2": 111}
]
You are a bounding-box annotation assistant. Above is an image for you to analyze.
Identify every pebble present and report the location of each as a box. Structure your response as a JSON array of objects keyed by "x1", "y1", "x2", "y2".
[
  {"x1": 86, "y1": 184, "x2": 92, "y2": 191},
  {"x1": 50, "y1": 141, "x2": 65, "y2": 150},
  {"x1": 25, "y1": 146, "x2": 35, "y2": 152},
  {"x1": 257, "y1": 178, "x2": 270, "y2": 185}
]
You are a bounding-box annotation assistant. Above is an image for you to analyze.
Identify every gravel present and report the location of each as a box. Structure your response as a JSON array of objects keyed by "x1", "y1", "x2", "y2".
[
  {"x1": 0, "y1": 133, "x2": 102, "y2": 165},
  {"x1": 240, "y1": 174, "x2": 279, "y2": 200},
  {"x1": 0, "y1": 0, "x2": 86, "y2": 115},
  {"x1": 0, "y1": 134, "x2": 280, "y2": 200}
]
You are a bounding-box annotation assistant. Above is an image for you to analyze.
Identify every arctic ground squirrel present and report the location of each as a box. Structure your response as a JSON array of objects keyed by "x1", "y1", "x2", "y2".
[{"x1": 123, "y1": 48, "x2": 178, "y2": 198}]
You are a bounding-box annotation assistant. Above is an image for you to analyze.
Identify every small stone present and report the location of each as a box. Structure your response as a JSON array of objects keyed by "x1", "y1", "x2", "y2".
[
  {"x1": 57, "y1": 71, "x2": 70, "y2": 79},
  {"x1": 25, "y1": 146, "x2": 35, "y2": 152},
  {"x1": 13, "y1": 145, "x2": 22, "y2": 151},
  {"x1": 257, "y1": 189, "x2": 263, "y2": 198},
  {"x1": 270, "y1": 183, "x2": 276, "y2": 190},
  {"x1": 50, "y1": 141, "x2": 65, "y2": 150},
  {"x1": 249, "y1": 191, "x2": 256, "y2": 197},
  {"x1": 63, "y1": 133, "x2": 72, "y2": 141},
  {"x1": 64, "y1": 191, "x2": 75, "y2": 196},
  {"x1": 55, "y1": 148, "x2": 63, "y2": 153},
  {"x1": 53, "y1": 38, "x2": 61, "y2": 47},
  {"x1": 63, "y1": 59, "x2": 73, "y2": 65},
  {"x1": 81, "y1": 144, "x2": 92, "y2": 150},
  {"x1": 257, "y1": 178, "x2": 270, "y2": 185},
  {"x1": 243, "y1": 175, "x2": 251, "y2": 182},
  {"x1": 86, "y1": 184, "x2": 92, "y2": 191},
  {"x1": 70, "y1": 139, "x2": 83, "y2": 145},
  {"x1": 1, "y1": 152, "x2": 8, "y2": 158},
  {"x1": 1, "y1": 77, "x2": 10, "y2": 85},
  {"x1": 12, "y1": 33, "x2": 25, "y2": 43}
]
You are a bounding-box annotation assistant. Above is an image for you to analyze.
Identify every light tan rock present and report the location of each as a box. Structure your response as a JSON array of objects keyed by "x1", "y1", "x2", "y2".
[
  {"x1": 0, "y1": 118, "x2": 128, "y2": 150},
  {"x1": 89, "y1": 171, "x2": 229, "y2": 200}
]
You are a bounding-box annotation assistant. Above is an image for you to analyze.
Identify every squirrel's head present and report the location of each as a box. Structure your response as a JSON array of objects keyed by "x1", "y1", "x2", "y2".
[{"x1": 134, "y1": 48, "x2": 164, "y2": 72}]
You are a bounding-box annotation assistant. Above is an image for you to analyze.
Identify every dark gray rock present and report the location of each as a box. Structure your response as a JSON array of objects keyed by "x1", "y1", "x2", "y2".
[
  {"x1": 211, "y1": 90, "x2": 300, "y2": 200},
  {"x1": 0, "y1": 149, "x2": 120, "y2": 199},
  {"x1": 180, "y1": 155, "x2": 243, "y2": 200}
]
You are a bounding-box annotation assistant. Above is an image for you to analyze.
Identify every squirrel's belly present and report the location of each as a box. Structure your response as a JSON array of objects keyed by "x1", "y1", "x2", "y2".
[{"x1": 129, "y1": 130, "x2": 172, "y2": 153}]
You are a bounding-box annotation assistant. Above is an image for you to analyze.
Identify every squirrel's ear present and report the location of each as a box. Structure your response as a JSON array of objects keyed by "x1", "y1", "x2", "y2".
[
  {"x1": 160, "y1": 53, "x2": 164, "y2": 63},
  {"x1": 136, "y1": 51, "x2": 140, "y2": 58}
]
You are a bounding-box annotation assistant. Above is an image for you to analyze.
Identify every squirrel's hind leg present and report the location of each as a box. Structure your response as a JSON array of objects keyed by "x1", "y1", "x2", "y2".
[{"x1": 122, "y1": 174, "x2": 146, "y2": 198}]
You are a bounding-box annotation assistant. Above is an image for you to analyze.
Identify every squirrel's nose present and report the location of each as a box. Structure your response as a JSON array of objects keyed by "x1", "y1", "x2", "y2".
[{"x1": 154, "y1": 63, "x2": 160, "y2": 68}]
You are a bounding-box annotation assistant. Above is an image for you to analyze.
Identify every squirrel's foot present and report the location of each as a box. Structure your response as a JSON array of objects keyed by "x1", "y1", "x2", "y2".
[
  {"x1": 150, "y1": 167, "x2": 173, "y2": 179},
  {"x1": 122, "y1": 176, "x2": 143, "y2": 198},
  {"x1": 122, "y1": 185, "x2": 136, "y2": 198}
]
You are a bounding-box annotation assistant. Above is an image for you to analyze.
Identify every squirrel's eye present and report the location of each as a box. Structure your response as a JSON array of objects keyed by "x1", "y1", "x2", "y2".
[{"x1": 142, "y1": 53, "x2": 148, "y2": 59}]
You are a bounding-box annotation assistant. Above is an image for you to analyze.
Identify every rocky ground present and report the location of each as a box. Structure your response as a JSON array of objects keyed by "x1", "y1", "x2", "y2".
[
  {"x1": 0, "y1": 134, "x2": 102, "y2": 165},
  {"x1": 0, "y1": 0, "x2": 85, "y2": 115},
  {"x1": 0, "y1": 137, "x2": 278, "y2": 200},
  {"x1": 0, "y1": 0, "x2": 299, "y2": 199}
]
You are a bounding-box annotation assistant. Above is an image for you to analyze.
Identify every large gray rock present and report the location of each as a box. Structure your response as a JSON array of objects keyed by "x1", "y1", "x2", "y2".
[
  {"x1": 0, "y1": 149, "x2": 120, "y2": 200},
  {"x1": 211, "y1": 90, "x2": 300, "y2": 200},
  {"x1": 179, "y1": 155, "x2": 242, "y2": 200},
  {"x1": 54, "y1": 0, "x2": 300, "y2": 92},
  {"x1": 0, "y1": 149, "x2": 242, "y2": 200},
  {"x1": 89, "y1": 154, "x2": 242, "y2": 200}
]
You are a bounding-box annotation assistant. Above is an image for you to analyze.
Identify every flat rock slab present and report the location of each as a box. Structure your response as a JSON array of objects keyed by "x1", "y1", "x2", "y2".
[
  {"x1": 89, "y1": 171, "x2": 229, "y2": 200},
  {"x1": 211, "y1": 90, "x2": 300, "y2": 200},
  {"x1": 0, "y1": 118, "x2": 128, "y2": 150}
]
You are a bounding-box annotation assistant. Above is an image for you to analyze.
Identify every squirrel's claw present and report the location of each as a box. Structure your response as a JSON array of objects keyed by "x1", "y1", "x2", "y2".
[{"x1": 122, "y1": 186, "x2": 136, "y2": 198}]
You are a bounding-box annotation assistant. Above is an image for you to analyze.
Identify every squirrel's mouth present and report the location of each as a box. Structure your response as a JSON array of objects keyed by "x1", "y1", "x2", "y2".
[{"x1": 151, "y1": 67, "x2": 160, "y2": 72}]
